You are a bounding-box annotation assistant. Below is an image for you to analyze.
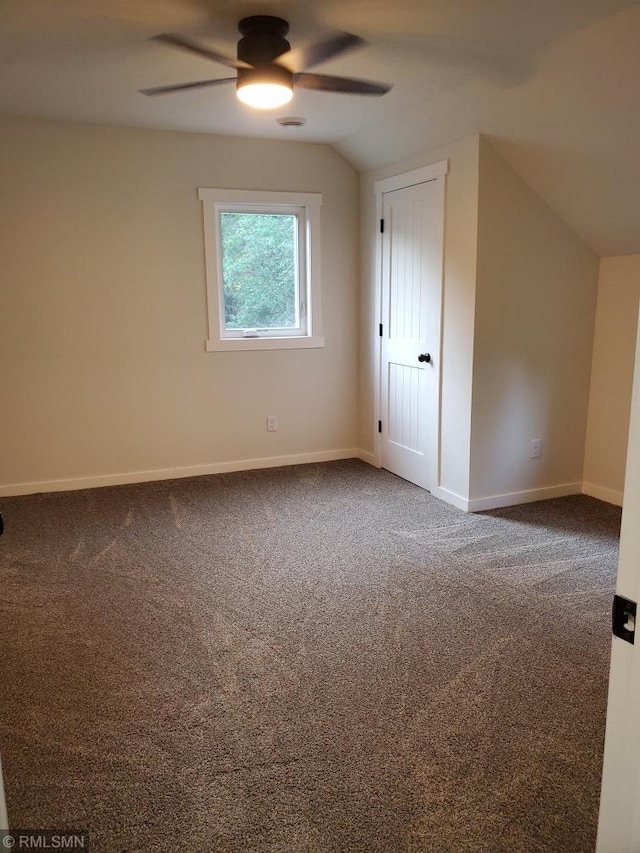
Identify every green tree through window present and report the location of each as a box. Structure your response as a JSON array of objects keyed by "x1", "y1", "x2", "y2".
[{"x1": 219, "y1": 212, "x2": 298, "y2": 330}]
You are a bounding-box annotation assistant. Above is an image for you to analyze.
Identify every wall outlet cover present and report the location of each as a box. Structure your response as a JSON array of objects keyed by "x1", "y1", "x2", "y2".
[{"x1": 530, "y1": 439, "x2": 542, "y2": 459}]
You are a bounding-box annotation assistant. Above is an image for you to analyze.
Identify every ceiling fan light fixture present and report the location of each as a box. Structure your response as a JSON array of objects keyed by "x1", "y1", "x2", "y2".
[
  {"x1": 236, "y1": 65, "x2": 293, "y2": 109},
  {"x1": 237, "y1": 81, "x2": 293, "y2": 109}
]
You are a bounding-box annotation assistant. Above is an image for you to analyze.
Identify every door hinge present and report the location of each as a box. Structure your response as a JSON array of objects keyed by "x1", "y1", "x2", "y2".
[
  {"x1": 379, "y1": 323, "x2": 383, "y2": 337},
  {"x1": 380, "y1": 218, "x2": 384, "y2": 234},
  {"x1": 378, "y1": 420, "x2": 382, "y2": 433}
]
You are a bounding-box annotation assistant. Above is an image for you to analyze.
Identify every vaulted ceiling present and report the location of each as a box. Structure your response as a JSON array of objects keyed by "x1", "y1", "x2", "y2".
[{"x1": 1, "y1": 0, "x2": 639, "y2": 256}]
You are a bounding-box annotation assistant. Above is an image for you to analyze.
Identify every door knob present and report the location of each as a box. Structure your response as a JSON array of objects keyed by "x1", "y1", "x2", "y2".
[{"x1": 418, "y1": 353, "x2": 431, "y2": 363}]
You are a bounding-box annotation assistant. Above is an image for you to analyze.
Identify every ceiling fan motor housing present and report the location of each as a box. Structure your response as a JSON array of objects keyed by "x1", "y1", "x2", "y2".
[{"x1": 237, "y1": 16, "x2": 291, "y2": 65}]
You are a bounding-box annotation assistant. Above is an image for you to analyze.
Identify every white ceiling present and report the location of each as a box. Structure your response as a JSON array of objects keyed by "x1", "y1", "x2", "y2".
[{"x1": 1, "y1": 0, "x2": 639, "y2": 255}]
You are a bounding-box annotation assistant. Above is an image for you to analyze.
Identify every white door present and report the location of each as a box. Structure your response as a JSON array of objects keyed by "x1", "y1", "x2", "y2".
[
  {"x1": 596, "y1": 305, "x2": 640, "y2": 851},
  {"x1": 379, "y1": 177, "x2": 444, "y2": 491}
]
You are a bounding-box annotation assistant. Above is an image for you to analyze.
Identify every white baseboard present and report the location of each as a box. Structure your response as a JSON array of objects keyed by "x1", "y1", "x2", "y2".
[
  {"x1": 0, "y1": 449, "x2": 360, "y2": 497},
  {"x1": 356, "y1": 449, "x2": 378, "y2": 467},
  {"x1": 582, "y1": 482, "x2": 624, "y2": 507},
  {"x1": 431, "y1": 487, "x2": 470, "y2": 512},
  {"x1": 3, "y1": 460, "x2": 620, "y2": 512},
  {"x1": 466, "y1": 482, "x2": 583, "y2": 512},
  {"x1": 432, "y1": 482, "x2": 585, "y2": 513}
]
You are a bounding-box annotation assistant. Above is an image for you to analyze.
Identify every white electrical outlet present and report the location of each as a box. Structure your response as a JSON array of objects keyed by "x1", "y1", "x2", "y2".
[
  {"x1": 266, "y1": 415, "x2": 278, "y2": 432},
  {"x1": 530, "y1": 438, "x2": 542, "y2": 459}
]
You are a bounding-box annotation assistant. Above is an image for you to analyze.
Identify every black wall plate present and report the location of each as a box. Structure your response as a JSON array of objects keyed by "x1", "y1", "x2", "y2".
[{"x1": 612, "y1": 594, "x2": 636, "y2": 644}]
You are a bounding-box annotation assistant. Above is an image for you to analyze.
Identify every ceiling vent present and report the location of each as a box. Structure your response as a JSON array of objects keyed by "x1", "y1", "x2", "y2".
[{"x1": 276, "y1": 116, "x2": 307, "y2": 128}]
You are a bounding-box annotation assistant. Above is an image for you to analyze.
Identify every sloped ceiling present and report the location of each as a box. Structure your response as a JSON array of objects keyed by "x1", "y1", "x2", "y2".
[
  {"x1": 1, "y1": 0, "x2": 638, "y2": 255},
  {"x1": 337, "y1": 4, "x2": 640, "y2": 257}
]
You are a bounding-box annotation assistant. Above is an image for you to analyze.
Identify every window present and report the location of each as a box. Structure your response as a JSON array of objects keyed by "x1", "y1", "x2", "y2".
[
  {"x1": 219, "y1": 208, "x2": 301, "y2": 335},
  {"x1": 198, "y1": 188, "x2": 323, "y2": 351}
]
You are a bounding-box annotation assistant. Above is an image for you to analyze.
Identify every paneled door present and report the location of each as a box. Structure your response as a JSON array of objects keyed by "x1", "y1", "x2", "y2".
[{"x1": 379, "y1": 176, "x2": 444, "y2": 491}]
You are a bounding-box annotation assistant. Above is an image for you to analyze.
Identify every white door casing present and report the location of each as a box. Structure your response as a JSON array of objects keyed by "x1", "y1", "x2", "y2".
[{"x1": 375, "y1": 162, "x2": 447, "y2": 491}]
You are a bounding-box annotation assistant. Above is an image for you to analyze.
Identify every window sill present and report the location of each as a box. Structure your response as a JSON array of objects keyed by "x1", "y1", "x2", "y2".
[{"x1": 205, "y1": 336, "x2": 325, "y2": 352}]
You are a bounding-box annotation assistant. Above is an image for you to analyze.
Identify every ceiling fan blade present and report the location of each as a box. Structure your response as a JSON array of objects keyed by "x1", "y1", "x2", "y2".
[
  {"x1": 294, "y1": 72, "x2": 391, "y2": 96},
  {"x1": 140, "y1": 77, "x2": 236, "y2": 96},
  {"x1": 152, "y1": 33, "x2": 251, "y2": 71},
  {"x1": 279, "y1": 32, "x2": 364, "y2": 72}
]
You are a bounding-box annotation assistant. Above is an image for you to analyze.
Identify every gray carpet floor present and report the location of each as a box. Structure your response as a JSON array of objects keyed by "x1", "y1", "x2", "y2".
[{"x1": 0, "y1": 460, "x2": 620, "y2": 852}]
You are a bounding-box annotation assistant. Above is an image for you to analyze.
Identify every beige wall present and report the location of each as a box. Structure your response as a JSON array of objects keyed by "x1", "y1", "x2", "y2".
[
  {"x1": 583, "y1": 255, "x2": 640, "y2": 505},
  {"x1": 470, "y1": 138, "x2": 599, "y2": 503},
  {"x1": 2, "y1": 116, "x2": 624, "y2": 507},
  {"x1": 359, "y1": 134, "x2": 599, "y2": 510},
  {"x1": 0, "y1": 117, "x2": 359, "y2": 493},
  {"x1": 358, "y1": 135, "x2": 480, "y2": 501}
]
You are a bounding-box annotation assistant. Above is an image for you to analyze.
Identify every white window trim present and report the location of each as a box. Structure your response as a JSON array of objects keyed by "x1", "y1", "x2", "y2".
[{"x1": 198, "y1": 187, "x2": 324, "y2": 352}]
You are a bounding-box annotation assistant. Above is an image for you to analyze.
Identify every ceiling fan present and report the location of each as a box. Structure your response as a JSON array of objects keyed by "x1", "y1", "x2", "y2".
[{"x1": 140, "y1": 15, "x2": 392, "y2": 109}]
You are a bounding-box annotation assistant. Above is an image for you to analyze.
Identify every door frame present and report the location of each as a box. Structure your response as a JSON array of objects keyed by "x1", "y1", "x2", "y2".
[{"x1": 373, "y1": 160, "x2": 449, "y2": 484}]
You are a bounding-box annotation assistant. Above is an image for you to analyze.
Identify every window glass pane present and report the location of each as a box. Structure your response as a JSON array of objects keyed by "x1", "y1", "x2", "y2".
[{"x1": 219, "y1": 212, "x2": 298, "y2": 330}]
